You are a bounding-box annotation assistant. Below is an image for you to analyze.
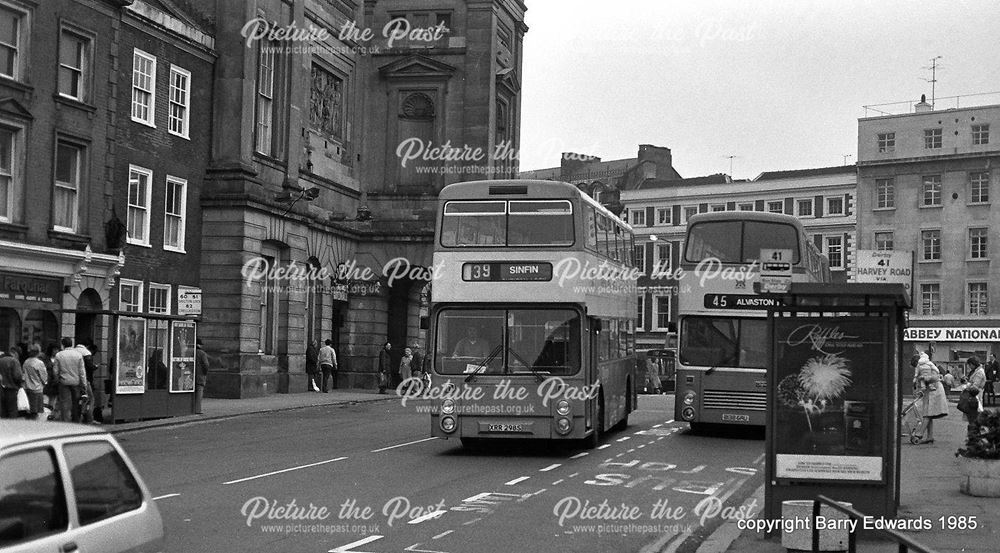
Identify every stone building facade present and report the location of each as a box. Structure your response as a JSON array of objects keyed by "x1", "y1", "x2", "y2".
[
  {"x1": 857, "y1": 96, "x2": 1000, "y2": 365},
  {"x1": 200, "y1": 0, "x2": 527, "y2": 397}
]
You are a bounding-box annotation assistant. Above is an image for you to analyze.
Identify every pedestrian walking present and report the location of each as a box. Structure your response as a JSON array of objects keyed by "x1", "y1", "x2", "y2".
[
  {"x1": 399, "y1": 347, "x2": 414, "y2": 393},
  {"x1": 22, "y1": 344, "x2": 48, "y2": 420},
  {"x1": 43, "y1": 342, "x2": 59, "y2": 416},
  {"x1": 645, "y1": 357, "x2": 662, "y2": 394},
  {"x1": 76, "y1": 341, "x2": 95, "y2": 423},
  {"x1": 0, "y1": 346, "x2": 23, "y2": 419},
  {"x1": 319, "y1": 339, "x2": 338, "y2": 392},
  {"x1": 377, "y1": 341, "x2": 391, "y2": 394},
  {"x1": 54, "y1": 337, "x2": 87, "y2": 423},
  {"x1": 911, "y1": 352, "x2": 947, "y2": 443},
  {"x1": 962, "y1": 356, "x2": 988, "y2": 433},
  {"x1": 195, "y1": 339, "x2": 210, "y2": 414},
  {"x1": 984, "y1": 353, "x2": 999, "y2": 406},
  {"x1": 306, "y1": 340, "x2": 320, "y2": 392}
]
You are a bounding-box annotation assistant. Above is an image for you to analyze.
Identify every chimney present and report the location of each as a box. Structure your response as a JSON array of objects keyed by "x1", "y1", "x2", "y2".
[
  {"x1": 636, "y1": 144, "x2": 673, "y2": 179},
  {"x1": 914, "y1": 94, "x2": 933, "y2": 113}
]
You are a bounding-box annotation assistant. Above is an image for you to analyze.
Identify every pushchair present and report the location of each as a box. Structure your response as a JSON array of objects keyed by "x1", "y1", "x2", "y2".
[{"x1": 901, "y1": 390, "x2": 925, "y2": 444}]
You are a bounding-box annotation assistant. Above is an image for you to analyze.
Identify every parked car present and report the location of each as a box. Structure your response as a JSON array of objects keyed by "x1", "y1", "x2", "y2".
[{"x1": 0, "y1": 421, "x2": 164, "y2": 553}]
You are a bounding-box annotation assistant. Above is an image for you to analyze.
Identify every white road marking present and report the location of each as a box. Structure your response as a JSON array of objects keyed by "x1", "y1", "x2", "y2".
[
  {"x1": 432, "y1": 530, "x2": 454, "y2": 540},
  {"x1": 665, "y1": 419, "x2": 674, "y2": 423},
  {"x1": 505, "y1": 476, "x2": 530, "y2": 485},
  {"x1": 637, "y1": 444, "x2": 646, "y2": 449},
  {"x1": 329, "y1": 535, "x2": 383, "y2": 553},
  {"x1": 539, "y1": 464, "x2": 561, "y2": 472},
  {"x1": 627, "y1": 448, "x2": 636, "y2": 453},
  {"x1": 753, "y1": 452, "x2": 766, "y2": 465},
  {"x1": 614, "y1": 453, "x2": 624, "y2": 458},
  {"x1": 371, "y1": 437, "x2": 439, "y2": 452},
  {"x1": 552, "y1": 479, "x2": 564, "y2": 485},
  {"x1": 152, "y1": 493, "x2": 180, "y2": 500},
  {"x1": 570, "y1": 452, "x2": 589, "y2": 459},
  {"x1": 223, "y1": 456, "x2": 347, "y2": 485},
  {"x1": 403, "y1": 543, "x2": 450, "y2": 553},
  {"x1": 696, "y1": 484, "x2": 765, "y2": 553},
  {"x1": 616, "y1": 436, "x2": 631, "y2": 442},
  {"x1": 568, "y1": 472, "x2": 579, "y2": 478},
  {"x1": 652, "y1": 423, "x2": 662, "y2": 428},
  {"x1": 597, "y1": 444, "x2": 611, "y2": 449},
  {"x1": 408, "y1": 510, "x2": 446, "y2": 525},
  {"x1": 462, "y1": 518, "x2": 481, "y2": 525}
]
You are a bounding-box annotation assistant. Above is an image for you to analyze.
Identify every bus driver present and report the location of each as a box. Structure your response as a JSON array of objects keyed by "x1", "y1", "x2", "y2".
[{"x1": 452, "y1": 326, "x2": 490, "y2": 358}]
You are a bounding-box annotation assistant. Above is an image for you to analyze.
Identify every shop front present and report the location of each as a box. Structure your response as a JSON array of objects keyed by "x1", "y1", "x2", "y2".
[{"x1": 903, "y1": 322, "x2": 1000, "y2": 381}]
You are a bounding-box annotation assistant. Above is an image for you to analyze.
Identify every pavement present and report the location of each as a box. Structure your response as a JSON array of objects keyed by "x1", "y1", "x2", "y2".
[
  {"x1": 724, "y1": 396, "x2": 1000, "y2": 553},
  {"x1": 101, "y1": 388, "x2": 395, "y2": 433}
]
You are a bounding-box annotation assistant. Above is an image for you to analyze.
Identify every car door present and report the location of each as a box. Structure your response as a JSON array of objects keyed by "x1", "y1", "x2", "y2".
[
  {"x1": 57, "y1": 438, "x2": 164, "y2": 553},
  {"x1": 0, "y1": 444, "x2": 72, "y2": 553}
]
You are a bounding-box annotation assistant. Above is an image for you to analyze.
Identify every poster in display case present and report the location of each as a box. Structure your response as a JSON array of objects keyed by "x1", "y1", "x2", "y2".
[
  {"x1": 772, "y1": 317, "x2": 887, "y2": 482},
  {"x1": 115, "y1": 317, "x2": 147, "y2": 394},
  {"x1": 169, "y1": 320, "x2": 197, "y2": 393}
]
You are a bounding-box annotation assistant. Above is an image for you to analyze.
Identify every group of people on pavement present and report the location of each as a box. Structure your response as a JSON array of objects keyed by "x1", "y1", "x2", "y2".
[
  {"x1": 305, "y1": 339, "x2": 340, "y2": 393},
  {"x1": 912, "y1": 350, "x2": 999, "y2": 443},
  {"x1": 305, "y1": 339, "x2": 430, "y2": 395},
  {"x1": 0, "y1": 337, "x2": 102, "y2": 422}
]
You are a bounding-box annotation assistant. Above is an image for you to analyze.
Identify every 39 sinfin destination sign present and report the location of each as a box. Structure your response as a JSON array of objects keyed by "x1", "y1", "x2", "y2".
[{"x1": 462, "y1": 262, "x2": 553, "y2": 282}]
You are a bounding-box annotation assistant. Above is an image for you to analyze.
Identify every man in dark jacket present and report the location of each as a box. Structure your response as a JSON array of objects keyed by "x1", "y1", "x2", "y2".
[
  {"x1": 0, "y1": 347, "x2": 23, "y2": 418},
  {"x1": 195, "y1": 339, "x2": 210, "y2": 414},
  {"x1": 305, "y1": 340, "x2": 319, "y2": 392}
]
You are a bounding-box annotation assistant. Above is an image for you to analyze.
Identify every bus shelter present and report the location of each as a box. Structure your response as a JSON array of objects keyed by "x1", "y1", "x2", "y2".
[
  {"x1": 763, "y1": 283, "x2": 910, "y2": 520},
  {"x1": 59, "y1": 309, "x2": 201, "y2": 423}
]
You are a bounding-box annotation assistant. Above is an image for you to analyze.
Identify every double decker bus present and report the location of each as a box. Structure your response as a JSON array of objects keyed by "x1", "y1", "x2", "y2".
[
  {"x1": 674, "y1": 211, "x2": 830, "y2": 431},
  {"x1": 428, "y1": 180, "x2": 637, "y2": 447}
]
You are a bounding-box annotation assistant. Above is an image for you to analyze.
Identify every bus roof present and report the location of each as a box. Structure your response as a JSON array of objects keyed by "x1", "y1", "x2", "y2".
[
  {"x1": 685, "y1": 210, "x2": 806, "y2": 229},
  {"x1": 439, "y1": 179, "x2": 631, "y2": 230}
]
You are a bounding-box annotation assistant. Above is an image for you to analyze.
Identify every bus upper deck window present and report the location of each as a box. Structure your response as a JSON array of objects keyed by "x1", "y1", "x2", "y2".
[
  {"x1": 508, "y1": 200, "x2": 573, "y2": 246},
  {"x1": 442, "y1": 201, "x2": 506, "y2": 247},
  {"x1": 741, "y1": 222, "x2": 800, "y2": 263}
]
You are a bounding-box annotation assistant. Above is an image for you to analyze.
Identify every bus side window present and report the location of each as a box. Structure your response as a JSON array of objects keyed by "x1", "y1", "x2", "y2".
[
  {"x1": 597, "y1": 320, "x2": 609, "y2": 362},
  {"x1": 585, "y1": 206, "x2": 598, "y2": 251},
  {"x1": 597, "y1": 215, "x2": 610, "y2": 258},
  {"x1": 612, "y1": 225, "x2": 621, "y2": 262}
]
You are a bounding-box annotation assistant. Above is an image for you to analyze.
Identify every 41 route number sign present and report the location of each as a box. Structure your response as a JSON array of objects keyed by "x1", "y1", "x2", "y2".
[{"x1": 759, "y1": 249, "x2": 792, "y2": 294}]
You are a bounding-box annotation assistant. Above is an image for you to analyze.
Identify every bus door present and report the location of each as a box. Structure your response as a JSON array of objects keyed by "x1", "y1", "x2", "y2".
[{"x1": 586, "y1": 316, "x2": 600, "y2": 431}]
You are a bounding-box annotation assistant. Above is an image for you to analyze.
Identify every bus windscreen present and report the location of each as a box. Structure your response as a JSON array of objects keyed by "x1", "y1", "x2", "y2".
[
  {"x1": 678, "y1": 316, "x2": 768, "y2": 369},
  {"x1": 435, "y1": 308, "x2": 581, "y2": 375}
]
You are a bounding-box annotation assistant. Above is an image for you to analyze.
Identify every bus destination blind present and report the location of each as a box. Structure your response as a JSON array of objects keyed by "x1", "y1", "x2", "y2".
[
  {"x1": 462, "y1": 262, "x2": 553, "y2": 282},
  {"x1": 703, "y1": 294, "x2": 784, "y2": 310}
]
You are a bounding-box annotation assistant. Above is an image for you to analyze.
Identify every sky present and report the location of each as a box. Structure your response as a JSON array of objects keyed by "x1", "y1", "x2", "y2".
[{"x1": 518, "y1": 0, "x2": 1000, "y2": 180}]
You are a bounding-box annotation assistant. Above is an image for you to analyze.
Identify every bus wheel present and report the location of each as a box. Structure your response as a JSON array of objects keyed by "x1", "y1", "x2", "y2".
[{"x1": 585, "y1": 396, "x2": 604, "y2": 449}]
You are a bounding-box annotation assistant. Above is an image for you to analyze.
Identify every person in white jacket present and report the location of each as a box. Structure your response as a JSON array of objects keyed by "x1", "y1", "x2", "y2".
[{"x1": 911, "y1": 352, "x2": 948, "y2": 444}]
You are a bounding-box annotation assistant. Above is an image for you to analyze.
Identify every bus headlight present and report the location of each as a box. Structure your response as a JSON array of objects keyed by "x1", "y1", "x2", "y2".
[
  {"x1": 681, "y1": 407, "x2": 695, "y2": 421},
  {"x1": 555, "y1": 417, "x2": 573, "y2": 435},
  {"x1": 555, "y1": 399, "x2": 571, "y2": 416},
  {"x1": 683, "y1": 391, "x2": 696, "y2": 405},
  {"x1": 440, "y1": 416, "x2": 457, "y2": 433},
  {"x1": 441, "y1": 399, "x2": 457, "y2": 415}
]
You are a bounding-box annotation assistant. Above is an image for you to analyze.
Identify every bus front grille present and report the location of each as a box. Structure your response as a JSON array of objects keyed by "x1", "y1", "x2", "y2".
[{"x1": 702, "y1": 390, "x2": 767, "y2": 411}]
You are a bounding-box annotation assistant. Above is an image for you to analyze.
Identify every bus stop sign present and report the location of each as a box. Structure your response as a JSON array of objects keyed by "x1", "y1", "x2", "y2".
[{"x1": 759, "y1": 249, "x2": 792, "y2": 294}]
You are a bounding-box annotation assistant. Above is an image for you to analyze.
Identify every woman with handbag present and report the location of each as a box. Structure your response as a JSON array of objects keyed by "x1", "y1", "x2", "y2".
[{"x1": 911, "y1": 352, "x2": 948, "y2": 444}]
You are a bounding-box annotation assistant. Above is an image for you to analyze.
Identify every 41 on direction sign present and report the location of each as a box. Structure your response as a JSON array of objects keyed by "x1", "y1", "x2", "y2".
[{"x1": 758, "y1": 248, "x2": 792, "y2": 294}]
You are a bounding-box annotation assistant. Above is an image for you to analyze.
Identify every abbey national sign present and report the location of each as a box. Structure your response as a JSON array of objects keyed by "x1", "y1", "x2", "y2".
[{"x1": 903, "y1": 327, "x2": 1000, "y2": 342}]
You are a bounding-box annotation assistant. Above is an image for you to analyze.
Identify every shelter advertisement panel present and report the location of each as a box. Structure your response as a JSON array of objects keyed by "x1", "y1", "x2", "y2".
[
  {"x1": 116, "y1": 317, "x2": 147, "y2": 394},
  {"x1": 170, "y1": 320, "x2": 197, "y2": 393},
  {"x1": 773, "y1": 317, "x2": 886, "y2": 482}
]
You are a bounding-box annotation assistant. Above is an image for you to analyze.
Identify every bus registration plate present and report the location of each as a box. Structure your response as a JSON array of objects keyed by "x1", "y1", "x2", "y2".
[
  {"x1": 487, "y1": 423, "x2": 525, "y2": 433},
  {"x1": 721, "y1": 414, "x2": 750, "y2": 422}
]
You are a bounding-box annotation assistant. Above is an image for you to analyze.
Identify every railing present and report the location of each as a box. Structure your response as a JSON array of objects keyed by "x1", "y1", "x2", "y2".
[
  {"x1": 862, "y1": 91, "x2": 1000, "y2": 117},
  {"x1": 810, "y1": 496, "x2": 936, "y2": 553}
]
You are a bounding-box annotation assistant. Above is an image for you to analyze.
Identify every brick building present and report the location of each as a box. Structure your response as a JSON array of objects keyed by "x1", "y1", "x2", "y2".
[
  {"x1": 0, "y1": 0, "x2": 129, "y2": 357},
  {"x1": 519, "y1": 144, "x2": 681, "y2": 214},
  {"x1": 200, "y1": 0, "x2": 527, "y2": 397},
  {"x1": 621, "y1": 166, "x2": 857, "y2": 349},
  {"x1": 857, "y1": 95, "x2": 1000, "y2": 365}
]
